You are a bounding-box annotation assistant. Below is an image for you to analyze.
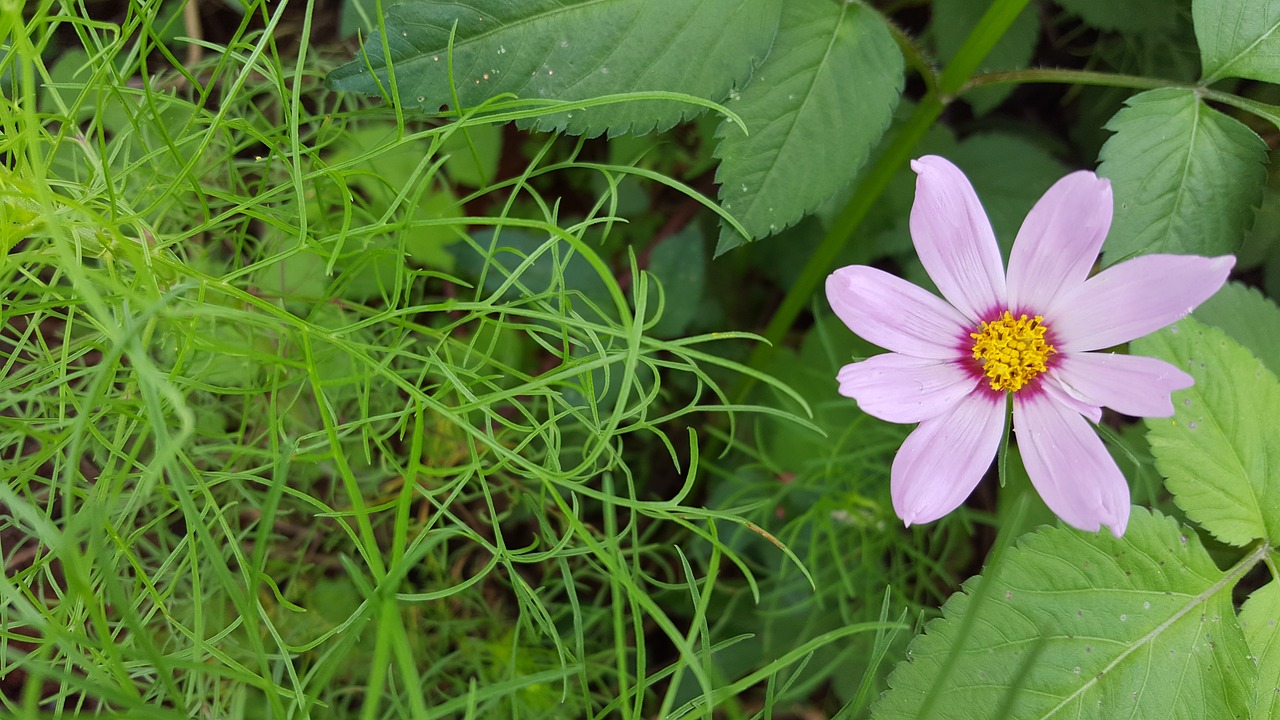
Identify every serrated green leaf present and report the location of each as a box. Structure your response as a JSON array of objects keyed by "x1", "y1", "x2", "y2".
[
  {"x1": 1195, "y1": 0, "x2": 1280, "y2": 83},
  {"x1": 325, "y1": 0, "x2": 782, "y2": 137},
  {"x1": 713, "y1": 0, "x2": 901, "y2": 252},
  {"x1": 1193, "y1": 281, "x2": 1280, "y2": 374},
  {"x1": 1133, "y1": 319, "x2": 1280, "y2": 546},
  {"x1": 1055, "y1": 0, "x2": 1182, "y2": 34},
  {"x1": 872, "y1": 509, "x2": 1254, "y2": 719},
  {"x1": 1240, "y1": 580, "x2": 1280, "y2": 717},
  {"x1": 1097, "y1": 88, "x2": 1267, "y2": 266},
  {"x1": 934, "y1": 0, "x2": 1038, "y2": 115}
]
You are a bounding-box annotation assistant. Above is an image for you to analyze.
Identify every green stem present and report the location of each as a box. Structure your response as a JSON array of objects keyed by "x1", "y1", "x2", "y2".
[
  {"x1": 966, "y1": 67, "x2": 1280, "y2": 129},
  {"x1": 963, "y1": 67, "x2": 1181, "y2": 93},
  {"x1": 743, "y1": 0, "x2": 1032, "y2": 387}
]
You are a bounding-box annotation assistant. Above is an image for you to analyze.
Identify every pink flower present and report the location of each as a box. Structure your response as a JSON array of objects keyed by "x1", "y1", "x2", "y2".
[{"x1": 825, "y1": 156, "x2": 1233, "y2": 536}]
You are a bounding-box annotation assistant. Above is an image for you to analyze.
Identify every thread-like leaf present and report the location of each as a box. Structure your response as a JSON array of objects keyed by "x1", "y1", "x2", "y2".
[{"x1": 325, "y1": 0, "x2": 782, "y2": 137}]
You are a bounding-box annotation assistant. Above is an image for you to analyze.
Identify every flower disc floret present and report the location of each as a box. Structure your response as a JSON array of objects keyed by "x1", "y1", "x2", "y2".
[{"x1": 970, "y1": 311, "x2": 1055, "y2": 392}]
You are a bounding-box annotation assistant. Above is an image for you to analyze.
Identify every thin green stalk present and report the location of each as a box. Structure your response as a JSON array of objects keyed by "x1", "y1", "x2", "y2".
[
  {"x1": 743, "y1": 0, "x2": 1032, "y2": 384},
  {"x1": 968, "y1": 67, "x2": 1280, "y2": 129}
]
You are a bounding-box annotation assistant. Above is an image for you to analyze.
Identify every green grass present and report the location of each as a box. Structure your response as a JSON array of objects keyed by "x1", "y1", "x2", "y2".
[{"x1": 0, "y1": 1, "x2": 975, "y2": 717}]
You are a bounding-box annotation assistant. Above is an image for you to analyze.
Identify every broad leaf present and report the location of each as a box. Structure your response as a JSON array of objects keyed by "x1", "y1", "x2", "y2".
[
  {"x1": 646, "y1": 225, "x2": 706, "y2": 337},
  {"x1": 1133, "y1": 319, "x2": 1280, "y2": 547},
  {"x1": 1241, "y1": 581, "x2": 1280, "y2": 717},
  {"x1": 1055, "y1": 0, "x2": 1182, "y2": 34},
  {"x1": 714, "y1": 0, "x2": 901, "y2": 251},
  {"x1": 1097, "y1": 88, "x2": 1267, "y2": 266},
  {"x1": 1195, "y1": 0, "x2": 1280, "y2": 83},
  {"x1": 325, "y1": 0, "x2": 782, "y2": 137},
  {"x1": 933, "y1": 0, "x2": 1038, "y2": 115},
  {"x1": 872, "y1": 510, "x2": 1254, "y2": 719},
  {"x1": 1193, "y1": 281, "x2": 1280, "y2": 373}
]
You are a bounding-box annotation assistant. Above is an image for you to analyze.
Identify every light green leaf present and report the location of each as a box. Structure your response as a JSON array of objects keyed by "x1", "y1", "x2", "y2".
[
  {"x1": 1195, "y1": 0, "x2": 1280, "y2": 83},
  {"x1": 713, "y1": 0, "x2": 901, "y2": 251},
  {"x1": 1240, "y1": 580, "x2": 1280, "y2": 717},
  {"x1": 325, "y1": 0, "x2": 782, "y2": 137},
  {"x1": 1193, "y1": 281, "x2": 1280, "y2": 374},
  {"x1": 1097, "y1": 88, "x2": 1267, "y2": 266},
  {"x1": 934, "y1": 0, "x2": 1038, "y2": 114},
  {"x1": 872, "y1": 509, "x2": 1254, "y2": 719},
  {"x1": 441, "y1": 123, "x2": 502, "y2": 187},
  {"x1": 1055, "y1": 0, "x2": 1183, "y2": 34},
  {"x1": 1133, "y1": 318, "x2": 1280, "y2": 547}
]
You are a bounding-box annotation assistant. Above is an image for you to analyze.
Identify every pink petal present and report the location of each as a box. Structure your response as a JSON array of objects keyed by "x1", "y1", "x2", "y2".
[
  {"x1": 1014, "y1": 392, "x2": 1130, "y2": 536},
  {"x1": 826, "y1": 265, "x2": 971, "y2": 360},
  {"x1": 1046, "y1": 254, "x2": 1235, "y2": 351},
  {"x1": 837, "y1": 355, "x2": 979, "y2": 424},
  {"x1": 1040, "y1": 375, "x2": 1103, "y2": 424},
  {"x1": 1051, "y1": 353, "x2": 1193, "y2": 418},
  {"x1": 1007, "y1": 171, "x2": 1113, "y2": 313},
  {"x1": 891, "y1": 390, "x2": 1004, "y2": 526},
  {"x1": 909, "y1": 156, "x2": 1007, "y2": 322}
]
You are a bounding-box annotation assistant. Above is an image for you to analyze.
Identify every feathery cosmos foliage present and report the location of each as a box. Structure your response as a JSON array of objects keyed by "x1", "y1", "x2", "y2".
[{"x1": 5, "y1": 0, "x2": 1280, "y2": 716}]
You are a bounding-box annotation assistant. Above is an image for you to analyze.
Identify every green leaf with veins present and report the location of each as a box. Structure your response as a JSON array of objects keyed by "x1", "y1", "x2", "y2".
[
  {"x1": 872, "y1": 509, "x2": 1256, "y2": 719},
  {"x1": 713, "y1": 0, "x2": 901, "y2": 252},
  {"x1": 325, "y1": 0, "x2": 782, "y2": 137},
  {"x1": 1133, "y1": 318, "x2": 1280, "y2": 547},
  {"x1": 1193, "y1": 281, "x2": 1280, "y2": 374},
  {"x1": 1240, "y1": 580, "x2": 1280, "y2": 717},
  {"x1": 1097, "y1": 88, "x2": 1267, "y2": 266},
  {"x1": 1195, "y1": 0, "x2": 1280, "y2": 83}
]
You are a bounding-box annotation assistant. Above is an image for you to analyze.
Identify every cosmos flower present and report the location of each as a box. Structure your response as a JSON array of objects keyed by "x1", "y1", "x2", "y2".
[{"x1": 825, "y1": 156, "x2": 1233, "y2": 536}]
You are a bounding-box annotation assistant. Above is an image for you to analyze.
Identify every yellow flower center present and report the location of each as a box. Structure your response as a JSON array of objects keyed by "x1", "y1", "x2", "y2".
[{"x1": 969, "y1": 311, "x2": 1055, "y2": 392}]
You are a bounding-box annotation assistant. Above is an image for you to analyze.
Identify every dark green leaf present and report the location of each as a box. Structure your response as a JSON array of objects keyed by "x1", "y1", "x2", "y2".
[
  {"x1": 326, "y1": 0, "x2": 782, "y2": 137},
  {"x1": 1098, "y1": 88, "x2": 1267, "y2": 266},
  {"x1": 873, "y1": 509, "x2": 1254, "y2": 719},
  {"x1": 646, "y1": 226, "x2": 706, "y2": 337},
  {"x1": 1195, "y1": 0, "x2": 1280, "y2": 83},
  {"x1": 1055, "y1": 0, "x2": 1182, "y2": 34},
  {"x1": 934, "y1": 0, "x2": 1038, "y2": 114},
  {"x1": 713, "y1": 0, "x2": 901, "y2": 251}
]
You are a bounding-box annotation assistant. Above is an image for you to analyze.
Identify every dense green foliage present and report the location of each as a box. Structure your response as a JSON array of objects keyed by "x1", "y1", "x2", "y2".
[{"x1": 4, "y1": 0, "x2": 1280, "y2": 717}]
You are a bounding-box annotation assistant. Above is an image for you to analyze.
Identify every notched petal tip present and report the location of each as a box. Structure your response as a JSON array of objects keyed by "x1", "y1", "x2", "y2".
[{"x1": 907, "y1": 155, "x2": 1007, "y2": 321}]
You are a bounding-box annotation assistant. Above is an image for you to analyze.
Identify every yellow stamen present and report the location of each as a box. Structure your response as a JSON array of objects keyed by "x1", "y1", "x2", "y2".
[{"x1": 970, "y1": 311, "x2": 1055, "y2": 392}]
